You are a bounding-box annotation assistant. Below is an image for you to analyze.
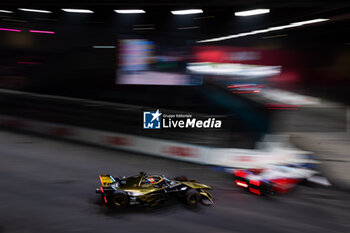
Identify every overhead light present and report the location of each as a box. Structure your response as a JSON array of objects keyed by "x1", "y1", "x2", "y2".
[
  {"x1": 0, "y1": 27, "x2": 21, "y2": 32},
  {"x1": 197, "y1": 18, "x2": 329, "y2": 43},
  {"x1": 0, "y1": 9, "x2": 13, "y2": 13},
  {"x1": 291, "y1": 18, "x2": 329, "y2": 26},
  {"x1": 19, "y1": 8, "x2": 52, "y2": 13},
  {"x1": 268, "y1": 25, "x2": 298, "y2": 31},
  {"x1": 171, "y1": 9, "x2": 203, "y2": 15},
  {"x1": 114, "y1": 9, "x2": 145, "y2": 14},
  {"x1": 61, "y1": 9, "x2": 94, "y2": 13},
  {"x1": 251, "y1": 29, "x2": 271, "y2": 34},
  {"x1": 29, "y1": 30, "x2": 55, "y2": 34},
  {"x1": 237, "y1": 32, "x2": 256, "y2": 36},
  {"x1": 235, "y1": 9, "x2": 270, "y2": 17}
]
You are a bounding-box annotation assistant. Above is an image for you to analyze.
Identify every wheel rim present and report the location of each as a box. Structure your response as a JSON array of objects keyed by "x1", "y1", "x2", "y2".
[
  {"x1": 113, "y1": 196, "x2": 126, "y2": 206},
  {"x1": 189, "y1": 195, "x2": 198, "y2": 204}
]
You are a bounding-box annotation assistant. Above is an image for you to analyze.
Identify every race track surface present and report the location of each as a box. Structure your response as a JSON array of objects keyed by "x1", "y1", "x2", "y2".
[{"x1": 0, "y1": 130, "x2": 349, "y2": 233}]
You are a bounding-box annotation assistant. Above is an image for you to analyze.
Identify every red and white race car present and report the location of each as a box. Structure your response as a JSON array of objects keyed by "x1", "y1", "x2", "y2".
[{"x1": 233, "y1": 165, "x2": 330, "y2": 196}]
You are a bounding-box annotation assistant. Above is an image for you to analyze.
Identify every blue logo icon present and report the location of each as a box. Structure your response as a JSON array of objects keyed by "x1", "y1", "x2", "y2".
[{"x1": 143, "y1": 109, "x2": 162, "y2": 129}]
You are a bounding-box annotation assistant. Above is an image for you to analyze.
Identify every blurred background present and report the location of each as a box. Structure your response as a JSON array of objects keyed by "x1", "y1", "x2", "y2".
[{"x1": 0, "y1": 1, "x2": 349, "y2": 233}]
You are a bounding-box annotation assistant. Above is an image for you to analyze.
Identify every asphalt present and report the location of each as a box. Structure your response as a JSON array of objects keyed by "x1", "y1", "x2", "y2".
[{"x1": 0, "y1": 130, "x2": 349, "y2": 233}]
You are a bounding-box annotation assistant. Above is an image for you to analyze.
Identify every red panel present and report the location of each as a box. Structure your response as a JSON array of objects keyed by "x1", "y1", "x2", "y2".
[
  {"x1": 106, "y1": 136, "x2": 132, "y2": 146},
  {"x1": 249, "y1": 187, "x2": 261, "y2": 195},
  {"x1": 234, "y1": 170, "x2": 247, "y2": 178},
  {"x1": 193, "y1": 46, "x2": 303, "y2": 66},
  {"x1": 247, "y1": 169, "x2": 264, "y2": 174},
  {"x1": 162, "y1": 146, "x2": 198, "y2": 157},
  {"x1": 249, "y1": 179, "x2": 261, "y2": 186},
  {"x1": 271, "y1": 178, "x2": 301, "y2": 194}
]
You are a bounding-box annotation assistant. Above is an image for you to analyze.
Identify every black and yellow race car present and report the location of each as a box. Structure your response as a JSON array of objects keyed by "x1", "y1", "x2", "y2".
[{"x1": 96, "y1": 172, "x2": 213, "y2": 208}]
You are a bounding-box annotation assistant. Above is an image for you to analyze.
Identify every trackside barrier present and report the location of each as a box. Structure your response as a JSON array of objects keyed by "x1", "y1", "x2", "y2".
[{"x1": 0, "y1": 114, "x2": 315, "y2": 169}]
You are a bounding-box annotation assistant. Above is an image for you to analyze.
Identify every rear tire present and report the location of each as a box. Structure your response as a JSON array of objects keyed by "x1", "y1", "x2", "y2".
[
  {"x1": 110, "y1": 192, "x2": 129, "y2": 208},
  {"x1": 185, "y1": 189, "x2": 201, "y2": 206}
]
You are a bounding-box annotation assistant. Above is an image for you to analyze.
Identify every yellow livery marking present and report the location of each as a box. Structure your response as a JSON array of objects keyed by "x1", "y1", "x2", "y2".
[{"x1": 99, "y1": 175, "x2": 114, "y2": 187}]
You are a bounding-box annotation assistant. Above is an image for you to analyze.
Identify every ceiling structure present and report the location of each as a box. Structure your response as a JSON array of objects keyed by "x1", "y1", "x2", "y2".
[{"x1": 0, "y1": 0, "x2": 349, "y2": 48}]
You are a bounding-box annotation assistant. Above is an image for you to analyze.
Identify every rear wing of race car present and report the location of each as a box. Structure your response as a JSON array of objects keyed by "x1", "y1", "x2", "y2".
[{"x1": 99, "y1": 174, "x2": 117, "y2": 187}]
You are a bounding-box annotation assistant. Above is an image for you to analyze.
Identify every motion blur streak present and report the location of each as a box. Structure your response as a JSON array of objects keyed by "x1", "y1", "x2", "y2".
[
  {"x1": 29, "y1": 30, "x2": 55, "y2": 34},
  {"x1": 171, "y1": 9, "x2": 203, "y2": 15},
  {"x1": 235, "y1": 9, "x2": 270, "y2": 17},
  {"x1": 61, "y1": 9, "x2": 94, "y2": 13},
  {"x1": 0, "y1": 9, "x2": 13, "y2": 13},
  {"x1": 0, "y1": 28, "x2": 21, "y2": 32},
  {"x1": 197, "y1": 18, "x2": 329, "y2": 42},
  {"x1": 18, "y1": 8, "x2": 52, "y2": 13},
  {"x1": 114, "y1": 9, "x2": 146, "y2": 14}
]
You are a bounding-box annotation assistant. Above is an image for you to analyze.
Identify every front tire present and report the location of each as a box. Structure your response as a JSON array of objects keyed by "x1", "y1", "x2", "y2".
[
  {"x1": 110, "y1": 192, "x2": 129, "y2": 208},
  {"x1": 185, "y1": 189, "x2": 201, "y2": 206}
]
